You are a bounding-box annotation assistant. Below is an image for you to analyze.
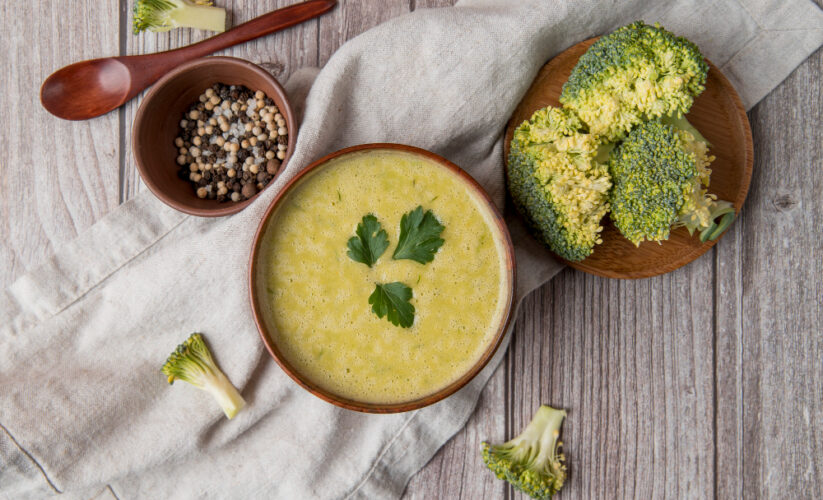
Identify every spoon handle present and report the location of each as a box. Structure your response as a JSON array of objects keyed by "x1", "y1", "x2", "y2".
[{"x1": 131, "y1": 0, "x2": 337, "y2": 87}]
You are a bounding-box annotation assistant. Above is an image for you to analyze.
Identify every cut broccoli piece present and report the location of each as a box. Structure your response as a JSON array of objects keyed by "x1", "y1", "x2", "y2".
[
  {"x1": 161, "y1": 333, "x2": 246, "y2": 419},
  {"x1": 608, "y1": 118, "x2": 734, "y2": 245},
  {"x1": 482, "y1": 405, "x2": 567, "y2": 500},
  {"x1": 560, "y1": 21, "x2": 709, "y2": 143},
  {"x1": 507, "y1": 106, "x2": 611, "y2": 261},
  {"x1": 133, "y1": 0, "x2": 226, "y2": 34}
]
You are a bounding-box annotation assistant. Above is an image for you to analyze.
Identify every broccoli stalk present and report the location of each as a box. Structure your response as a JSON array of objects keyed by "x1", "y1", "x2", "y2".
[
  {"x1": 133, "y1": 0, "x2": 226, "y2": 34},
  {"x1": 161, "y1": 333, "x2": 246, "y2": 419},
  {"x1": 482, "y1": 405, "x2": 567, "y2": 500},
  {"x1": 660, "y1": 113, "x2": 737, "y2": 241}
]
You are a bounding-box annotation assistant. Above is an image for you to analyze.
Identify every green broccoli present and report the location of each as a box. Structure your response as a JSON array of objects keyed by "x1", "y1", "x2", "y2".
[
  {"x1": 608, "y1": 118, "x2": 735, "y2": 245},
  {"x1": 161, "y1": 333, "x2": 246, "y2": 419},
  {"x1": 560, "y1": 21, "x2": 709, "y2": 143},
  {"x1": 482, "y1": 405, "x2": 568, "y2": 500},
  {"x1": 507, "y1": 106, "x2": 611, "y2": 261},
  {"x1": 133, "y1": 0, "x2": 226, "y2": 34}
]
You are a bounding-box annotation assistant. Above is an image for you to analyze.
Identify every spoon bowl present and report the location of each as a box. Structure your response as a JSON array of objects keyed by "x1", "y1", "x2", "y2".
[{"x1": 41, "y1": 58, "x2": 133, "y2": 120}]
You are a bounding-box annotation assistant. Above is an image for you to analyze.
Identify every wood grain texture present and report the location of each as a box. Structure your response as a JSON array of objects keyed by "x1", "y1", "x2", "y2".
[
  {"x1": 1, "y1": 0, "x2": 821, "y2": 499},
  {"x1": 738, "y1": 43, "x2": 823, "y2": 499},
  {"x1": 0, "y1": 1, "x2": 121, "y2": 287}
]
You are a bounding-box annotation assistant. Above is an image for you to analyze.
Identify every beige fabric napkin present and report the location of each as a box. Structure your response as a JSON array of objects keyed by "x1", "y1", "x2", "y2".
[{"x1": 2, "y1": 0, "x2": 821, "y2": 498}]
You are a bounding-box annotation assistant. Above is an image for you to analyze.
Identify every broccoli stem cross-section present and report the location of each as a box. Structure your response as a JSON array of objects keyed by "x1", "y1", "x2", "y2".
[{"x1": 133, "y1": 0, "x2": 226, "y2": 34}]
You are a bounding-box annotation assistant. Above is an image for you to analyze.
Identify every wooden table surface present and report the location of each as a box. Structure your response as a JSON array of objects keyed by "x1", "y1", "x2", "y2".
[{"x1": 2, "y1": 1, "x2": 821, "y2": 498}]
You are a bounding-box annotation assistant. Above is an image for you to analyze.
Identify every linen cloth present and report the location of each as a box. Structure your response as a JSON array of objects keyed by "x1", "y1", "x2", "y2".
[{"x1": 2, "y1": 0, "x2": 822, "y2": 497}]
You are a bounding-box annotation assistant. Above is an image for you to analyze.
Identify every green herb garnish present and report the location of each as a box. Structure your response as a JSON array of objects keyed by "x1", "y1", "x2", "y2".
[
  {"x1": 347, "y1": 215, "x2": 389, "y2": 267},
  {"x1": 392, "y1": 206, "x2": 445, "y2": 264},
  {"x1": 369, "y1": 282, "x2": 415, "y2": 328}
]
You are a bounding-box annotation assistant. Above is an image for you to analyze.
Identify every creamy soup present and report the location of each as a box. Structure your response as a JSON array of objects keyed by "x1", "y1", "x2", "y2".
[{"x1": 256, "y1": 150, "x2": 510, "y2": 404}]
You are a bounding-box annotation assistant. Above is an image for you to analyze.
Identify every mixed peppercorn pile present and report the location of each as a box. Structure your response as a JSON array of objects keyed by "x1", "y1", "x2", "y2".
[{"x1": 175, "y1": 83, "x2": 289, "y2": 202}]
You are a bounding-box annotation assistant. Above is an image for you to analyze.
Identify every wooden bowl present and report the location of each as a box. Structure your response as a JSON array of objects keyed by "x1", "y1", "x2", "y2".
[
  {"x1": 505, "y1": 38, "x2": 754, "y2": 279},
  {"x1": 133, "y1": 56, "x2": 295, "y2": 217},
  {"x1": 248, "y1": 144, "x2": 516, "y2": 413}
]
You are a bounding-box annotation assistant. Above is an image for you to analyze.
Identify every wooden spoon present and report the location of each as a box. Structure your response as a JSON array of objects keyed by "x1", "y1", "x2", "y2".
[{"x1": 40, "y1": 0, "x2": 336, "y2": 121}]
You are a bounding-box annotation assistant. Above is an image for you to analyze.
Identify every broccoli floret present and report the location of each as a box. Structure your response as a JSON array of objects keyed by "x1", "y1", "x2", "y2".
[
  {"x1": 133, "y1": 0, "x2": 226, "y2": 34},
  {"x1": 162, "y1": 333, "x2": 246, "y2": 419},
  {"x1": 507, "y1": 106, "x2": 611, "y2": 261},
  {"x1": 560, "y1": 21, "x2": 709, "y2": 143},
  {"x1": 608, "y1": 118, "x2": 735, "y2": 245},
  {"x1": 482, "y1": 405, "x2": 567, "y2": 500}
]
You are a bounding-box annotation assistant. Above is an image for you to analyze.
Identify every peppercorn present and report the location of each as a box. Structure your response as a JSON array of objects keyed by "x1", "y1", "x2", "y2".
[
  {"x1": 174, "y1": 83, "x2": 287, "y2": 203},
  {"x1": 242, "y1": 183, "x2": 258, "y2": 199}
]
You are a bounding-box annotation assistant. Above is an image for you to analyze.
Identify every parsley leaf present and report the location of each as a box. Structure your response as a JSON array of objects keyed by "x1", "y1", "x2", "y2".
[
  {"x1": 392, "y1": 206, "x2": 445, "y2": 264},
  {"x1": 369, "y1": 282, "x2": 415, "y2": 328},
  {"x1": 347, "y1": 215, "x2": 389, "y2": 267}
]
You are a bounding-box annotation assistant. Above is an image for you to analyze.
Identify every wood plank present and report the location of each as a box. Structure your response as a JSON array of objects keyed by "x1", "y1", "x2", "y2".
[
  {"x1": 403, "y1": 359, "x2": 507, "y2": 500},
  {"x1": 0, "y1": 1, "x2": 121, "y2": 286},
  {"x1": 508, "y1": 260, "x2": 717, "y2": 499},
  {"x1": 714, "y1": 175, "x2": 744, "y2": 498},
  {"x1": 739, "y1": 44, "x2": 823, "y2": 499}
]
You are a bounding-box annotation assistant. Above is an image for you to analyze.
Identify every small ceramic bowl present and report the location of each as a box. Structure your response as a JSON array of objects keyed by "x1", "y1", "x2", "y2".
[
  {"x1": 133, "y1": 56, "x2": 296, "y2": 217},
  {"x1": 248, "y1": 144, "x2": 517, "y2": 413}
]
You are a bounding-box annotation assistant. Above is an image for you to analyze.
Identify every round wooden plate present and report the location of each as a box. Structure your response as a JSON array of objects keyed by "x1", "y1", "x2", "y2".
[{"x1": 504, "y1": 38, "x2": 754, "y2": 279}]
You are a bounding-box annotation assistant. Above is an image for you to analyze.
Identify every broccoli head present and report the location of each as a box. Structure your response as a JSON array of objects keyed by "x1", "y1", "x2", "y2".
[
  {"x1": 560, "y1": 21, "x2": 709, "y2": 143},
  {"x1": 482, "y1": 405, "x2": 567, "y2": 500},
  {"x1": 608, "y1": 118, "x2": 735, "y2": 245},
  {"x1": 507, "y1": 106, "x2": 611, "y2": 261},
  {"x1": 133, "y1": 0, "x2": 226, "y2": 34},
  {"x1": 162, "y1": 333, "x2": 246, "y2": 419}
]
